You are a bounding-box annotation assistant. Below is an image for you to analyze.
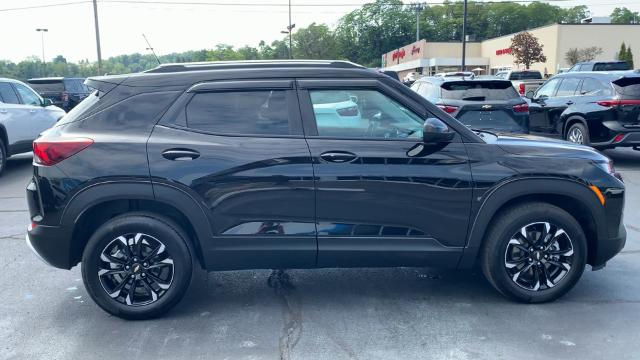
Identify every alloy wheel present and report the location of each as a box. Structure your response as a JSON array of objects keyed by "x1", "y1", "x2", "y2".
[
  {"x1": 98, "y1": 233, "x2": 174, "y2": 306},
  {"x1": 504, "y1": 222, "x2": 574, "y2": 291},
  {"x1": 568, "y1": 127, "x2": 584, "y2": 144}
]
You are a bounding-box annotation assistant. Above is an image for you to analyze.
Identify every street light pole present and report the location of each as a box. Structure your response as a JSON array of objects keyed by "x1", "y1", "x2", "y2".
[
  {"x1": 288, "y1": 0, "x2": 293, "y2": 59},
  {"x1": 461, "y1": 0, "x2": 468, "y2": 71},
  {"x1": 415, "y1": 3, "x2": 425, "y2": 42},
  {"x1": 36, "y1": 28, "x2": 48, "y2": 77},
  {"x1": 93, "y1": 0, "x2": 103, "y2": 75}
]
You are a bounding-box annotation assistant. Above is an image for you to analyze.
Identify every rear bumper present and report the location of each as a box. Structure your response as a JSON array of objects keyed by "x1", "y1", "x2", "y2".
[
  {"x1": 592, "y1": 128, "x2": 640, "y2": 148},
  {"x1": 26, "y1": 223, "x2": 74, "y2": 269}
]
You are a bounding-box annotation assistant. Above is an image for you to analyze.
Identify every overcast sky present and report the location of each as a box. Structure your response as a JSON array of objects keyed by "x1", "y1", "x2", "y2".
[{"x1": 1, "y1": 0, "x2": 639, "y2": 63}]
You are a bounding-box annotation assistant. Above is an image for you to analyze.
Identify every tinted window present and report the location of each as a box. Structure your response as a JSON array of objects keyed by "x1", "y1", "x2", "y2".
[
  {"x1": 579, "y1": 78, "x2": 611, "y2": 96},
  {"x1": 536, "y1": 78, "x2": 561, "y2": 98},
  {"x1": 13, "y1": 83, "x2": 41, "y2": 106},
  {"x1": 63, "y1": 79, "x2": 89, "y2": 93},
  {"x1": 309, "y1": 89, "x2": 423, "y2": 140},
  {"x1": 556, "y1": 78, "x2": 581, "y2": 97},
  {"x1": 578, "y1": 64, "x2": 591, "y2": 71},
  {"x1": 57, "y1": 90, "x2": 101, "y2": 126},
  {"x1": 28, "y1": 81, "x2": 64, "y2": 93},
  {"x1": 441, "y1": 81, "x2": 519, "y2": 101},
  {"x1": 613, "y1": 77, "x2": 640, "y2": 97},
  {"x1": 0, "y1": 82, "x2": 19, "y2": 104},
  {"x1": 508, "y1": 71, "x2": 542, "y2": 80},
  {"x1": 593, "y1": 62, "x2": 630, "y2": 71},
  {"x1": 186, "y1": 90, "x2": 291, "y2": 135}
]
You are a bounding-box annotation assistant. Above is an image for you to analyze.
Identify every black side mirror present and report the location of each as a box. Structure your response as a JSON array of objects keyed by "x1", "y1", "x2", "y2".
[
  {"x1": 42, "y1": 98, "x2": 53, "y2": 107},
  {"x1": 423, "y1": 117, "x2": 455, "y2": 143}
]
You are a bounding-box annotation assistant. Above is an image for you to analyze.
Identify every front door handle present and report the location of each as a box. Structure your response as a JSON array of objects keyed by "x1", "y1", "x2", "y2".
[
  {"x1": 320, "y1": 151, "x2": 357, "y2": 163},
  {"x1": 0, "y1": 109, "x2": 7, "y2": 114},
  {"x1": 566, "y1": 101, "x2": 574, "y2": 105},
  {"x1": 162, "y1": 148, "x2": 200, "y2": 161}
]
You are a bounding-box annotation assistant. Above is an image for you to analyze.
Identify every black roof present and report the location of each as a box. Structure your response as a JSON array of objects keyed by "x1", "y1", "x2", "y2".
[
  {"x1": 88, "y1": 60, "x2": 380, "y2": 88},
  {"x1": 553, "y1": 70, "x2": 640, "y2": 80}
]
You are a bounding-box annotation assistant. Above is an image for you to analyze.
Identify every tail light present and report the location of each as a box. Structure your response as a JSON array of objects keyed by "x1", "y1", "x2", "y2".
[
  {"x1": 33, "y1": 138, "x2": 93, "y2": 166},
  {"x1": 437, "y1": 105, "x2": 458, "y2": 114},
  {"x1": 513, "y1": 103, "x2": 529, "y2": 113},
  {"x1": 596, "y1": 99, "x2": 640, "y2": 107},
  {"x1": 518, "y1": 83, "x2": 525, "y2": 95},
  {"x1": 61, "y1": 91, "x2": 69, "y2": 102},
  {"x1": 613, "y1": 134, "x2": 625, "y2": 143},
  {"x1": 336, "y1": 106, "x2": 359, "y2": 117}
]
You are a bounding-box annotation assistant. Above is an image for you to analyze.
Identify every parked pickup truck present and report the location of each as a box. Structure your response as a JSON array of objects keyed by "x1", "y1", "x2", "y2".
[{"x1": 495, "y1": 70, "x2": 546, "y2": 97}]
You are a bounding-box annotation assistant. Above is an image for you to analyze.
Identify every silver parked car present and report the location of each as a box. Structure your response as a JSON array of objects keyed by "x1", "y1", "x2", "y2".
[{"x1": 0, "y1": 78, "x2": 65, "y2": 175}]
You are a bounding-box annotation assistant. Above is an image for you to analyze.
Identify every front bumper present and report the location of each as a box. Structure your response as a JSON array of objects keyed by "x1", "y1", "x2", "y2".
[{"x1": 591, "y1": 220, "x2": 627, "y2": 269}]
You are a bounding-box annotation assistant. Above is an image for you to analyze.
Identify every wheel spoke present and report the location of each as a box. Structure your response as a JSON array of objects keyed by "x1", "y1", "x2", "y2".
[
  {"x1": 506, "y1": 258, "x2": 527, "y2": 269},
  {"x1": 512, "y1": 262, "x2": 534, "y2": 283},
  {"x1": 98, "y1": 268, "x2": 128, "y2": 277},
  {"x1": 140, "y1": 278, "x2": 159, "y2": 301},
  {"x1": 143, "y1": 242, "x2": 165, "y2": 263},
  {"x1": 100, "y1": 252, "x2": 126, "y2": 265},
  {"x1": 531, "y1": 265, "x2": 541, "y2": 291},
  {"x1": 547, "y1": 259, "x2": 571, "y2": 272},
  {"x1": 548, "y1": 248, "x2": 573, "y2": 257},
  {"x1": 146, "y1": 271, "x2": 171, "y2": 290}
]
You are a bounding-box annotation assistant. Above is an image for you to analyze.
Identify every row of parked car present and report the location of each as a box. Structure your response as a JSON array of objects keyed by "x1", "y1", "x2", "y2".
[
  {"x1": 408, "y1": 62, "x2": 640, "y2": 151},
  {"x1": 0, "y1": 77, "x2": 90, "y2": 175}
]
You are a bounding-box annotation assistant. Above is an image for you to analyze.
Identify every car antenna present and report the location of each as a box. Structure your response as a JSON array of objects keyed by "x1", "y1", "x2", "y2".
[{"x1": 142, "y1": 33, "x2": 161, "y2": 65}]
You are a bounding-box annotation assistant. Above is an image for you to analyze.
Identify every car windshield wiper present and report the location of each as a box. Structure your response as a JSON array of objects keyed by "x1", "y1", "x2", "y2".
[{"x1": 466, "y1": 126, "x2": 497, "y2": 137}]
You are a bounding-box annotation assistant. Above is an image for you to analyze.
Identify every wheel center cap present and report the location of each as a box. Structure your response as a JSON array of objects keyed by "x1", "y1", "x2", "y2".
[
  {"x1": 132, "y1": 263, "x2": 142, "y2": 273},
  {"x1": 533, "y1": 251, "x2": 543, "y2": 261}
]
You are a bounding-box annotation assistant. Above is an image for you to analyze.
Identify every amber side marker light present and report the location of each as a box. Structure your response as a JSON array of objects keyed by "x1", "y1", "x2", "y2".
[{"x1": 589, "y1": 185, "x2": 605, "y2": 206}]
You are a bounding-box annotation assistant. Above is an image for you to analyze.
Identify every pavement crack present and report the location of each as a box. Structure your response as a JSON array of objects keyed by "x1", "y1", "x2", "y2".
[{"x1": 268, "y1": 270, "x2": 303, "y2": 360}]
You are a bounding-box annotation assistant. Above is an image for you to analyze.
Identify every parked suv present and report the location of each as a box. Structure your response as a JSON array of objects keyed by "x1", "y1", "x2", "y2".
[
  {"x1": 568, "y1": 61, "x2": 631, "y2": 72},
  {"x1": 411, "y1": 77, "x2": 530, "y2": 133},
  {"x1": 527, "y1": 71, "x2": 640, "y2": 148},
  {"x1": 26, "y1": 61, "x2": 626, "y2": 319},
  {"x1": 27, "y1": 77, "x2": 90, "y2": 112},
  {"x1": 0, "y1": 78, "x2": 65, "y2": 175}
]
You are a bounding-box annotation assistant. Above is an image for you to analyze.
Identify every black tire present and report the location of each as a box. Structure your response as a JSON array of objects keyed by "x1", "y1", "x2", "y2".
[
  {"x1": 81, "y1": 212, "x2": 193, "y2": 320},
  {"x1": 0, "y1": 138, "x2": 6, "y2": 177},
  {"x1": 565, "y1": 122, "x2": 590, "y2": 146},
  {"x1": 481, "y1": 202, "x2": 587, "y2": 303}
]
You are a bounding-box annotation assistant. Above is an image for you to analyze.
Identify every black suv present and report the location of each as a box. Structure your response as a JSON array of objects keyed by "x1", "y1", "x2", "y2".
[
  {"x1": 26, "y1": 61, "x2": 626, "y2": 319},
  {"x1": 27, "y1": 77, "x2": 91, "y2": 112},
  {"x1": 411, "y1": 77, "x2": 530, "y2": 133},
  {"x1": 528, "y1": 71, "x2": 640, "y2": 148}
]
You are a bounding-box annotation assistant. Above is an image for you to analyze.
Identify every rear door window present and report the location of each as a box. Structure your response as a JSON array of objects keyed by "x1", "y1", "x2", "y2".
[
  {"x1": 441, "y1": 81, "x2": 519, "y2": 101},
  {"x1": 0, "y1": 82, "x2": 20, "y2": 104},
  {"x1": 535, "y1": 78, "x2": 561, "y2": 98},
  {"x1": 555, "y1": 78, "x2": 581, "y2": 97},
  {"x1": 186, "y1": 90, "x2": 293, "y2": 136}
]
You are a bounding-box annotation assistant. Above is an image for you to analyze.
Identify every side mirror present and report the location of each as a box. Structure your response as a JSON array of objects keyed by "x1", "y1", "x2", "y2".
[
  {"x1": 423, "y1": 117, "x2": 455, "y2": 143},
  {"x1": 42, "y1": 98, "x2": 53, "y2": 107}
]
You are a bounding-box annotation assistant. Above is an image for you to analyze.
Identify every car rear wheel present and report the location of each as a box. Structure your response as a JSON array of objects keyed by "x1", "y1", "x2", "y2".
[
  {"x1": 566, "y1": 123, "x2": 590, "y2": 145},
  {"x1": 81, "y1": 213, "x2": 193, "y2": 320},
  {"x1": 481, "y1": 202, "x2": 587, "y2": 303}
]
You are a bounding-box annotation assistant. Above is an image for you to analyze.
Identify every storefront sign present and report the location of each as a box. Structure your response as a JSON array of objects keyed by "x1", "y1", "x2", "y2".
[
  {"x1": 392, "y1": 48, "x2": 406, "y2": 61},
  {"x1": 411, "y1": 45, "x2": 420, "y2": 55},
  {"x1": 496, "y1": 48, "x2": 512, "y2": 56}
]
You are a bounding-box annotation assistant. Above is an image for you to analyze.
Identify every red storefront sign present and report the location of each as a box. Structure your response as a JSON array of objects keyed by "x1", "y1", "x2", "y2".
[
  {"x1": 392, "y1": 48, "x2": 406, "y2": 61},
  {"x1": 496, "y1": 48, "x2": 513, "y2": 56},
  {"x1": 411, "y1": 45, "x2": 420, "y2": 55}
]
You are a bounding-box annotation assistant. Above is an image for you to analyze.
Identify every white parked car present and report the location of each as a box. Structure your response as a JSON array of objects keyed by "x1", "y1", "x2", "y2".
[{"x1": 0, "y1": 78, "x2": 65, "y2": 175}]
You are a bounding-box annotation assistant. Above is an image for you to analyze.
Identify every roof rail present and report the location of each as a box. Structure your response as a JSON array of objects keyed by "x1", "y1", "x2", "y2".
[{"x1": 144, "y1": 60, "x2": 364, "y2": 74}]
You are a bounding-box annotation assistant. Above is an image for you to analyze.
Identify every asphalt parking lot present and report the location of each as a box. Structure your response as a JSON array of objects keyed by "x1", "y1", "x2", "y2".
[{"x1": 1, "y1": 149, "x2": 639, "y2": 360}]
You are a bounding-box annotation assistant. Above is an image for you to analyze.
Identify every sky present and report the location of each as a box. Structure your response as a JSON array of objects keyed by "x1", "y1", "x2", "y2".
[{"x1": 1, "y1": 0, "x2": 639, "y2": 63}]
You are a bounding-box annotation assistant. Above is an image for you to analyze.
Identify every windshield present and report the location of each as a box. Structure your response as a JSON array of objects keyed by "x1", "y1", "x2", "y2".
[
  {"x1": 594, "y1": 62, "x2": 630, "y2": 71},
  {"x1": 508, "y1": 71, "x2": 542, "y2": 80},
  {"x1": 441, "y1": 81, "x2": 519, "y2": 101}
]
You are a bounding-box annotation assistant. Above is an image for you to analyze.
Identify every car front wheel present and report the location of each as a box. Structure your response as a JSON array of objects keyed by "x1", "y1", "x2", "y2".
[
  {"x1": 81, "y1": 213, "x2": 193, "y2": 319},
  {"x1": 481, "y1": 202, "x2": 587, "y2": 303},
  {"x1": 566, "y1": 123, "x2": 590, "y2": 145}
]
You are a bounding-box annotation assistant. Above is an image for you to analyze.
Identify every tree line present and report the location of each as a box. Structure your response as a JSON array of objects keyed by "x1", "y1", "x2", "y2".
[{"x1": 1, "y1": 1, "x2": 637, "y2": 80}]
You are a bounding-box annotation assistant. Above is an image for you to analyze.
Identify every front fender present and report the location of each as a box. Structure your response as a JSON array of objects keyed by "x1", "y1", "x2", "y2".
[{"x1": 458, "y1": 177, "x2": 606, "y2": 268}]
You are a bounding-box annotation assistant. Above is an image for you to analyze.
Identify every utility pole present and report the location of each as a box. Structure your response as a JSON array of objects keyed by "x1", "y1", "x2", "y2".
[
  {"x1": 461, "y1": 0, "x2": 468, "y2": 71},
  {"x1": 142, "y1": 34, "x2": 161, "y2": 64},
  {"x1": 36, "y1": 28, "x2": 48, "y2": 77},
  {"x1": 280, "y1": 0, "x2": 295, "y2": 60},
  {"x1": 93, "y1": 0, "x2": 103, "y2": 75},
  {"x1": 415, "y1": 3, "x2": 425, "y2": 42}
]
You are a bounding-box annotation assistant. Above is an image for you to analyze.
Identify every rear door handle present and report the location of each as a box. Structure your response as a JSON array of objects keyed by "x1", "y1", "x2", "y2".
[
  {"x1": 162, "y1": 148, "x2": 200, "y2": 161},
  {"x1": 0, "y1": 109, "x2": 7, "y2": 114},
  {"x1": 566, "y1": 101, "x2": 574, "y2": 105},
  {"x1": 320, "y1": 151, "x2": 357, "y2": 163}
]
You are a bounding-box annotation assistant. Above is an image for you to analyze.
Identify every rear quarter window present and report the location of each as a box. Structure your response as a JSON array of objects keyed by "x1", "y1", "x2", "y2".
[{"x1": 613, "y1": 77, "x2": 640, "y2": 97}]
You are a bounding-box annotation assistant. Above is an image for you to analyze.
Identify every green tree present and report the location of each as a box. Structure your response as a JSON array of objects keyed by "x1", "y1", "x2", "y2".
[
  {"x1": 292, "y1": 23, "x2": 338, "y2": 59},
  {"x1": 627, "y1": 47, "x2": 634, "y2": 69},
  {"x1": 510, "y1": 31, "x2": 546, "y2": 69},
  {"x1": 618, "y1": 42, "x2": 627, "y2": 62},
  {"x1": 611, "y1": 7, "x2": 640, "y2": 24}
]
